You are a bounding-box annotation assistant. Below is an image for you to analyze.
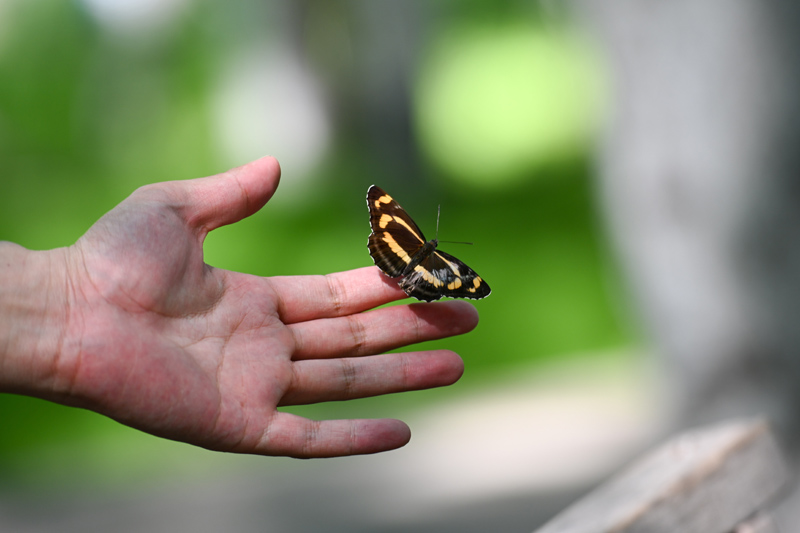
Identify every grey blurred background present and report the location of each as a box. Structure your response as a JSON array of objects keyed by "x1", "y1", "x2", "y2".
[{"x1": 2, "y1": 0, "x2": 799, "y2": 530}]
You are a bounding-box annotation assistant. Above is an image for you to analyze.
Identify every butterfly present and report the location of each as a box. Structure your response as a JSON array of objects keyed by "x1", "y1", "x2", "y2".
[{"x1": 366, "y1": 185, "x2": 491, "y2": 302}]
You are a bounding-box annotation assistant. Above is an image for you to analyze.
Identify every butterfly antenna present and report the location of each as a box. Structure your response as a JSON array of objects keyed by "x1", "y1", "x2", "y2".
[{"x1": 436, "y1": 204, "x2": 473, "y2": 245}]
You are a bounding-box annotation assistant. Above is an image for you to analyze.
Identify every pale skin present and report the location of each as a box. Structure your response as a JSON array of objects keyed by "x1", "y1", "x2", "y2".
[{"x1": 0, "y1": 157, "x2": 478, "y2": 458}]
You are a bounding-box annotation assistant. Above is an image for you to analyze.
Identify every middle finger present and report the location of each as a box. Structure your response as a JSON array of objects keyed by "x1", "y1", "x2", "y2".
[{"x1": 288, "y1": 300, "x2": 478, "y2": 360}]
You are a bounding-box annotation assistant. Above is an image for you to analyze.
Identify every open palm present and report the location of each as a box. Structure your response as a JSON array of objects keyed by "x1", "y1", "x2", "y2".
[{"x1": 52, "y1": 157, "x2": 476, "y2": 457}]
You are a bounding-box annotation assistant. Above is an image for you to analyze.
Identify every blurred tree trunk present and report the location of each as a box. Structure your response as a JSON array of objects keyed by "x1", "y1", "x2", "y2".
[{"x1": 579, "y1": 0, "x2": 800, "y2": 453}]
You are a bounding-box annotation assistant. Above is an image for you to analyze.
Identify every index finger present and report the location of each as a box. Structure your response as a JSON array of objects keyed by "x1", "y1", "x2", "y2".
[{"x1": 268, "y1": 266, "x2": 407, "y2": 324}]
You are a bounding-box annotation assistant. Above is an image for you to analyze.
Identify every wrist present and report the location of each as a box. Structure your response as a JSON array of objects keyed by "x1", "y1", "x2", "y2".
[{"x1": 0, "y1": 242, "x2": 71, "y2": 398}]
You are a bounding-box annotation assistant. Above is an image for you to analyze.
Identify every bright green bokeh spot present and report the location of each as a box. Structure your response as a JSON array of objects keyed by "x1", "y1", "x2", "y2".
[{"x1": 414, "y1": 22, "x2": 606, "y2": 188}]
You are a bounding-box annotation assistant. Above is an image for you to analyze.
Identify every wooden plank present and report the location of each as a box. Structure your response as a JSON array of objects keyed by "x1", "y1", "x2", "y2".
[
  {"x1": 733, "y1": 513, "x2": 777, "y2": 533},
  {"x1": 533, "y1": 419, "x2": 788, "y2": 533}
]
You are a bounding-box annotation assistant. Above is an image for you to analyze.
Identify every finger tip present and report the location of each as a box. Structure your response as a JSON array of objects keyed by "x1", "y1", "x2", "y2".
[
  {"x1": 392, "y1": 420, "x2": 412, "y2": 447},
  {"x1": 359, "y1": 419, "x2": 411, "y2": 453},
  {"x1": 455, "y1": 299, "x2": 480, "y2": 326},
  {"x1": 438, "y1": 349, "x2": 465, "y2": 384},
  {"x1": 434, "y1": 299, "x2": 480, "y2": 333},
  {"x1": 256, "y1": 155, "x2": 281, "y2": 179},
  {"x1": 451, "y1": 350, "x2": 466, "y2": 380},
  {"x1": 242, "y1": 156, "x2": 281, "y2": 190},
  {"x1": 226, "y1": 157, "x2": 282, "y2": 217}
]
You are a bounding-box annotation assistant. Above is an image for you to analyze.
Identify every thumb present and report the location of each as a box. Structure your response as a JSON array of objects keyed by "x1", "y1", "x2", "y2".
[{"x1": 179, "y1": 156, "x2": 282, "y2": 233}]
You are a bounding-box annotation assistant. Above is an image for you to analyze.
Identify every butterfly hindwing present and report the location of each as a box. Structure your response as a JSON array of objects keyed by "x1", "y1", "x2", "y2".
[
  {"x1": 398, "y1": 251, "x2": 490, "y2": 302},
  {"x1": 366, "y1": 185, "x2": 491, "y2": 302}
]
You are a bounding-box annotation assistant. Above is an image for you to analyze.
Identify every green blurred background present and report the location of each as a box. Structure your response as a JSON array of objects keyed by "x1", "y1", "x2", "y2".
[{"x1": 0, "y1": 0, "x2": 636, "y2": 492}]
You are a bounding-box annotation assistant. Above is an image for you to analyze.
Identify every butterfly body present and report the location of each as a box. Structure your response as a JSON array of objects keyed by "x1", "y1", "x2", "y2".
[{"x1": 366, "y1": 185, "x2": 490, "y2": 302}]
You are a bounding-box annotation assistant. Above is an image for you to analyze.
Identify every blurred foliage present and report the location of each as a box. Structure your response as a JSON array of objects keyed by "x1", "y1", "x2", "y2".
[
  {"x1": 415, "y1": 19, "x2": 605, "y2": 187},
  {"x1": 0, "y1": 0, "x2": 633, "y2": 487}
]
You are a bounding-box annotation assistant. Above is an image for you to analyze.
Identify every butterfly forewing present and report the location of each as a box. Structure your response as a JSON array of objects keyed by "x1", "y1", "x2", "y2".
[{"x1": 367, "y1": 185, "x2": 428, "y2": 277}]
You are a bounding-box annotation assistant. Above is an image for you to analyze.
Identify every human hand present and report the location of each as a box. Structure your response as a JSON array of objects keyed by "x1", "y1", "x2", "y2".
[{"x1": 0, "y1": 157, "x2": 477, "y2": 457}]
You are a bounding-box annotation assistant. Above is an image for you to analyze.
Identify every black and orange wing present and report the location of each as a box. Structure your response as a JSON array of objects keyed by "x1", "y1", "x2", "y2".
[
  {"x1": 367, "y1": 185, "x2": 427, "y2": 277},
  {"x1": 400, "y1": 250, "x2": 491, "y2": 302}
]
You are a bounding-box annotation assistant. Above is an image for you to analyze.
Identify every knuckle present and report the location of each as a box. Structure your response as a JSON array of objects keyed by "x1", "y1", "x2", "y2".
[
  {"x1": 324, "y1": 273, "x2": 346, "y2": 315},
  {"x1": 339, "y1": 358, "x2": 359, "y2": 399},
  {"x1": 345, "y1": 314, "x2": 368, "y2": 355}
]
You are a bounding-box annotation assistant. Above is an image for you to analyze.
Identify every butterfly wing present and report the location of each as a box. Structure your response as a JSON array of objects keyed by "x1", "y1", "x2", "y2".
[
  {"x1": 400, "y1": 249, "x2": 491, "y2": 302},
  {"x1": 367, "y1": 185, "x2": 428, "y2": 277}
]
